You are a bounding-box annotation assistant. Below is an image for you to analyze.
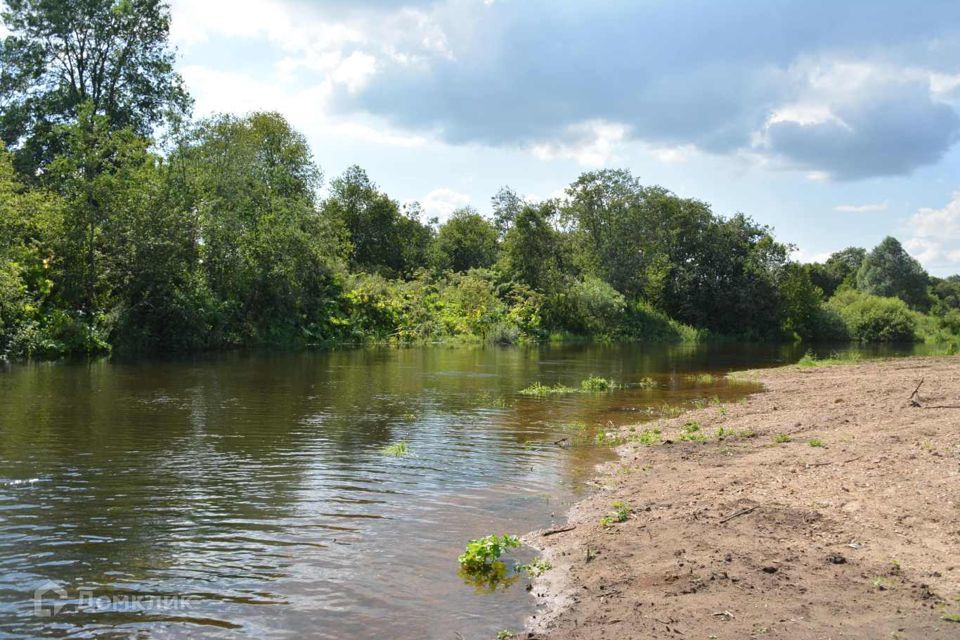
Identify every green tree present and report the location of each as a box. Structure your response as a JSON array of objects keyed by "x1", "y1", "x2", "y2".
[
  {"x1": 176, "y1": 112, "x2": 344, "y2": 344},
  {"x1": 777, "y1": 263, "x2": 824, "y2": 340},
  {"x1": 0, "y1": 145, "x2": 63, "y2": 355},
  {"x1": 499, "y1": 202, "x2": 567, "y2": 292},
  {"x1": 0, "y1": 0, "x2": 190, "y2": 175},
  {"x1": 323, "y1": 166, "x2": 431, "y2": 276},
  {"x1": 856, "y1": 237, "x2": 930, "y2": 310},
  {"x1": 808, "y1": 247, "x2": 866, "y2": 298},
  {"x1": 491, "y1": 186, "x2": 524, "y2": 238},
  {"x1": 431, "y1": 208, "x2": 499, "y2": 272}
]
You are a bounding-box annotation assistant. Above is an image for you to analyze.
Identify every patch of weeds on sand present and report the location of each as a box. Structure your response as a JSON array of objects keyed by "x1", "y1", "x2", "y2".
[
  {"x1": 516, "y1": 557, "x2": 552, "y2": 577},
  {"x1": 658, "y1": 403, "x2": 685, "y2": 418},
  {"x1": 808, "y1": 438, "x2": 825, "y2": 448},
  {"x1": 796, "y1": 350, "x2": 864, "y2": 368},
  {"x1": 630, "y1": 428, "x2": 662, "y2": 445},
  {"x1": 942, "y1": 613, "x2": 960, "y2": 623},
  {"x1": 679, "y1": 421, "x2": 707, "y2": 442},
  {"x1": 381, "y1": 441, "x2": 409, "y2": 457},
  {"x1": 773, "y1": 434, "x2": 792, "y2": 444},
  {"x1": 497, "y1": 631, "x2": 515, "y2": 640},
  {"x1": 737, "y1": 429, "x2": 757, "y2": 438},
  {"x1": 600, "y1": 500, "x2": 631, "y2": 526},
  {"x1": 519, "y1": 382, "x2": 577, "y2": 397},
  {"x1": 871, "y1": 576, "x2": 890, "y2": 591}
]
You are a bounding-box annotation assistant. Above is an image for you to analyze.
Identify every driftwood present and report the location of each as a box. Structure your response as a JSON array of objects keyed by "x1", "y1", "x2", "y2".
[
  {"x1": 719, "y1": 505, "x2": 758, "y2": 524},
  {"x1": 909, "y1": 378, "x2": 924, "y2": 407},
  {"x1": 541, "y1": 524, "x2": 577, "y2": 537}
]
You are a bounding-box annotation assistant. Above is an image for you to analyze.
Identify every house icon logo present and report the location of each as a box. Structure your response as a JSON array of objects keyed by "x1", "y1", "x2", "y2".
[{"x1": 33, "y1": 581, "x2": 69, "y2": 618}]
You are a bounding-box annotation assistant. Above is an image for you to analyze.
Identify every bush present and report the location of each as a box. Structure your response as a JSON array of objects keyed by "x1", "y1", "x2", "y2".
[
  {"x1": 827, "y1": 290, "x2": 918, "y2": 343},
  {"x1": 545, "y1": 276, "x2": 625, "y2": 335}
]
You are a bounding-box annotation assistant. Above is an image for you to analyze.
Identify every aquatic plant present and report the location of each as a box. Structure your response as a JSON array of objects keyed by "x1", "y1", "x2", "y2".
[
  {"x1": 518, "y1": 382, "x2": 577, "y2": 397},
  {"x1": 381, "y1": 441, "x2": 409, "y2": 456},
  {"x1": 458, "y1": 534, "x2": 521, "y2": 573},
  {"x1": 686, "y1": 373, "x2": 717, "y2": 384},
  {"x1": 580, "y1": 375, "x2": 621, "y2": 392},
  {"x1": 635, "y1": 377, "x2": 658, "y2": 389}
]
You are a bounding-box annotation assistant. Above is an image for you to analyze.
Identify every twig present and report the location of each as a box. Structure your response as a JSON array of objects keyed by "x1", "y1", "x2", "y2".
[
  {"x1": 841, "y1": 455, "x2": 863, "y2": 465},
  {"x1": 909, "y1": 377, "x2": 924, "y2": 407},
  {"x1": 541, "y1": 524, "x2": 576, "y2": 537},
  {"x1": 720, "y1": 505, "x2": 758, "y2": 524}
]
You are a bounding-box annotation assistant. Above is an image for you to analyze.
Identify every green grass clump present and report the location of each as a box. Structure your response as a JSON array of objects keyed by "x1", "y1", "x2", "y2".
[
  {"x1": 516, "y1": 557, "x2": 552, "y2": 577},
  {"x1": 686, "y1": 373, "x2": 717, "y2": 384},
  {"x1": 796, "y1": 350, "x2": 865, "y2": 369},
  {"x1": 635, "y1": 377, "x2": 658, "y2": 389},
  {"x1": 580, "y1": 375, "x2": 621, "y2": 392},
  {"x1": 630, "y1": 428, "x2": 662, "y2": 445},
  {"x1": 773, "y1": 434, "x2": 792, "y2": 444},
  {"x1": 600, "y1": 500, "x2": 632, "y2": 526},
  {"x1": 519, "y1": 382, "x2": 577, "y2": 397},
  {"x1": 595, "y1": 431, "x2": 626, "y2": 446},
  {"x1": 942, "y1": 613, "x2": 960, "y2": 623},
  {"x1": 381, "y1": 441, "x2": 409, "y2": 456},
  {"x1": 808, "y1": 438, "x2": 825, "y2": 448},
  {"x1": 458, "y1": 534, "x2": 521, "y2": 573}
]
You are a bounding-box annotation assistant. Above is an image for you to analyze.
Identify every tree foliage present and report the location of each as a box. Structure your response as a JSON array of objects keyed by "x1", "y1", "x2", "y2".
[
  {"x1": 0, "y1": 0, "x2": 190, "y2": 175},
  {"x1": 856, "y1": 237, "x2": 930, "y2": 310}
]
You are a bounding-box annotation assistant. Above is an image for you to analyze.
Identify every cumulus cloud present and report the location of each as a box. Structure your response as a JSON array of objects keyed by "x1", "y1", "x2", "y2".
[
  {"x1": 169, "y1": 0, "x2": 960, "y2": 179},
  {"x1": 420, "y1": 187, "x2": 472, "y2": 221},
  {"x1": 905, "y1": 192, "x2": 960, "y2": 273}
]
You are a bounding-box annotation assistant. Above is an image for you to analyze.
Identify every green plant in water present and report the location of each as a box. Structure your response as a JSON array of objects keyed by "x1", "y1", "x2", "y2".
[
  {"x1": 686, "y1": 373, "x2": 717, "y2": 384},
  {"x1": 580, "y1": 375, "x2": 620, "y2": 392},
  {"x1": 381, "y1": 441, "x2": 409, "y2": 456},
  {"x1": 519, "y1": 382, "x2": 577, "y2": 397},
  {"x1": 809, "y1": 438, "x2": 825, "y2": 448},
  {"x1": 595, "y1": 431, "x2": 625, "y2": 446},
  {"x1": 773, "y1": 434, "x2": 792, "y2": 444},
  {"x1": 458, "y1": 534, "x2": 521, "y2": 573},
  {"x1": 635, "y1": 377, "x2": 658, "y2": 389}
]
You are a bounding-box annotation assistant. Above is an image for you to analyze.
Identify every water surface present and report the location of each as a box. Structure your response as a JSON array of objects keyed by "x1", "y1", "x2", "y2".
[{"x1": 0, "y1": 342, "x2": 930, "y2": 638}]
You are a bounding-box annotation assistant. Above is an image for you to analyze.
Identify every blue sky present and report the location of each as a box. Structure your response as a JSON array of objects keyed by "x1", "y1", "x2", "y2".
[{"x1": 168, "y1": 0, "x2": 960, "y2": 275}]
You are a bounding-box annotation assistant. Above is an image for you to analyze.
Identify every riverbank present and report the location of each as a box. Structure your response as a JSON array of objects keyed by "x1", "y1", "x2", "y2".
[{"x1": 525, "y1": 356, "x2": 960, "y2": 639}]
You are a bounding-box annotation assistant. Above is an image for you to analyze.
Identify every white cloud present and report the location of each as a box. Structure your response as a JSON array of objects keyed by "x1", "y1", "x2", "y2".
[
  {"x1": 834, "y1": 202, "x2": 888, "y2": 213},
  {"x1": 420, "y1": 188, "x2": 471, "y2": 221},
  {"x1": 791, "y1": 247, "x2": 833, "y2": 264},
  {"x1": 530, "y1": 120, "x2": 629, "y2": 167},
  {"x1": 905, "y1": 192, "x2": 960, "y2": 273}
]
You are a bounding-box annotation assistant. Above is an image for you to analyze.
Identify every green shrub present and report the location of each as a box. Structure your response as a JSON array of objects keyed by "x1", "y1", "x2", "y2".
[{"x1": 827, "y1": 290, "x2": 918, "y2": 343}]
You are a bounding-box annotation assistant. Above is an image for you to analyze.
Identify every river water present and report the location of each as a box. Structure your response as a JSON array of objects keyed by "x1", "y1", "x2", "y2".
[{"x1": 0, "y1": 342, "x2": 929, "y2": 639}]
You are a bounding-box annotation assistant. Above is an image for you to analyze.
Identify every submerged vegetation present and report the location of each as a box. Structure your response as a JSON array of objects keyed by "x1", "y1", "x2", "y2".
[
  {"x1": 381, "y1": 441, "x2": 409, "y2": 457},
  {"x1": 457, "y1": 534, "x2": 522, "y2": 573},
  {"x1": 1, "y1": 3, "x2": 960, "y2": 359}
]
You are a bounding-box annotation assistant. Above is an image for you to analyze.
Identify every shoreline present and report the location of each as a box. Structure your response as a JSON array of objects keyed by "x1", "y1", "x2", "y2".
[{"x1": 523, "y1": 356, "x2": 960, "y2": 639}]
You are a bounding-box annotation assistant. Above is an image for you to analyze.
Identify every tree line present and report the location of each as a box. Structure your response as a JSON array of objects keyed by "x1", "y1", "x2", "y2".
[{"x1": 1, "y1": 0, "x2": 959, "y2": 358}]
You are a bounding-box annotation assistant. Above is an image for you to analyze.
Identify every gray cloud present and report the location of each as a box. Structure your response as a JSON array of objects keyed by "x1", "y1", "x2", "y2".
[{"x1": 320, "y1": 0, "x2": 960, "y2": 179}]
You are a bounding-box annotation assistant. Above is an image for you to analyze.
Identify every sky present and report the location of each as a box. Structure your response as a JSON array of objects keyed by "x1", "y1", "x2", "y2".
[{"x1": 167, "y1": 0, "x2": 960, "y2": 276}]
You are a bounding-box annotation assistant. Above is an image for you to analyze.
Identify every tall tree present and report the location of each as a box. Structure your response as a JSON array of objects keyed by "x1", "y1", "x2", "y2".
[
  {"x1": 431, "y1": 207, "x2": 499, "y2": 273},
  {"x1": 856, "y1": 237, "x2": 930, "y2": 310},
  {"x1": 0, "y1": 0, "x2": 190, "y2": 175}
]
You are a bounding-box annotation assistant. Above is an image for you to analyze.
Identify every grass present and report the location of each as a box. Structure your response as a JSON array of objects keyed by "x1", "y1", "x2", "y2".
[
  {"x1": 519, "y1": 381, "x2": 577, "y2": 397},
  {"x1": 595, "y1": 431, "x2": 626, "y2": 446},
  {"x1": 871, "y1": 576, "x2": 890, "y2": 591},
  {"x1": 600, "y1": 500, "x2": 631, "y2": 526},
  {"x1": 773, "y1": 434, "x2": 792, "y2": 444},
  {"x1": 381, "y1": 440, "x2": 409, "y2": 456},
  {"x1": 686, "y1": 373, "x2": 717, "y2": 384},
  {"x1": 796, "y1": 350, "x2": 865, "y2": 368},
  {"x1": 809, "y1": 438, "x2": 825, "y2": 448},
  {"x1": 679, "y1": 421, "x2": 707, "y2": 442},
  {"x1": 631, "y1": 428, "x2": 662, "y2": 445},
  {"x1": 516, "y1": 557, "x2": 552, "y2": 577},
  {"x1": 942, "y1": 613, "x2": 960, "y2": 623}
]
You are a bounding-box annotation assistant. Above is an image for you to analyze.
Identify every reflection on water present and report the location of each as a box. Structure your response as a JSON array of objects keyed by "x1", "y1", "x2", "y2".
[{"x1": 0, "y1": 342, "x2": 930, "y2": 638}]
